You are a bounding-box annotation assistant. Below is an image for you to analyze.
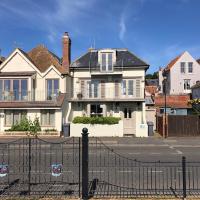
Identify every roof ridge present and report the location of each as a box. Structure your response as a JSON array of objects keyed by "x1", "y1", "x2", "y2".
[{"x1": 165, "y1": 51, "x2": 185, "y2": 71}]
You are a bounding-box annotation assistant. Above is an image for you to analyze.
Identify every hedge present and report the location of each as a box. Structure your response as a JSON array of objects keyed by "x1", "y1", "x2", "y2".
[{"x1": 72, "y1": 116, "x2": 121, "y2": 125}]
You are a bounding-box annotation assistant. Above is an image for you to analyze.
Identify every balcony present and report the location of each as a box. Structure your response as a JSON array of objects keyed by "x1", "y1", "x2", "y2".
[
  {"x1": 71, "y1": 86, "x2": 144, "y2": 102},
  {"x1": 0, "y1": 90, "x2": 60, "y2": 102},
  {"x1": 90, "y1": 66, "x2": 123, "y2": 75}
]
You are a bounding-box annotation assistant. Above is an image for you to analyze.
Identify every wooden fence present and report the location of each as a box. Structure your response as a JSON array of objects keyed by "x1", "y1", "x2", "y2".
[{"x1": 157, "y1": 115, "x2": 200, "y2": 137}]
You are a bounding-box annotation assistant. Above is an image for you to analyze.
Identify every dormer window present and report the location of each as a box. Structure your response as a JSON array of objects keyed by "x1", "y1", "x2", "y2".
[
  {"x1": 98, "y1": 49, "x2": 116, "y2": 72},
  {"x1": 100, "y1": 53, "x2": 113, "y2": 72}
]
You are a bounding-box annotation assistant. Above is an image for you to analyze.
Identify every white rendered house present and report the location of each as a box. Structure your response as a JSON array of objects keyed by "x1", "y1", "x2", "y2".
[
  {"x1": 0, "y1": 33, "x2": 71, "y2": 134},
  {"x1": 68, "y1": 47, "x2": 149, "y2": 137},
  {"x1": 160, "y1": 51, "x2": 200, "y2": 95}
]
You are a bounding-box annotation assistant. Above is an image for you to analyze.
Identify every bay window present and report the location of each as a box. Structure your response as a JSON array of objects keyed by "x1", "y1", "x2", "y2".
[{"x1": 0, "y1": 79, "x2": 28, "y2": 101}]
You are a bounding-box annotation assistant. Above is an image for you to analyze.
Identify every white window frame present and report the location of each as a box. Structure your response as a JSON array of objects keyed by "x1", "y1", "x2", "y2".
[
  {"x1": 180, "y1": 62, "x2": 185, "y2": 73},
  {"x1": 4, "y1": 110, "x2": 27, "y2": 126},
  {"x1": 87, "y1": 80, "x2": 99, "y2": 98},
  {"x1": 188, "y1": 62, "x2": 193, "y2": 73},
  {"x1": 100, "y1": 53, "x2": 113, "y2": 72},
  {"x1": 41, "y1": 110, "x2": 55, "y2": 126}
]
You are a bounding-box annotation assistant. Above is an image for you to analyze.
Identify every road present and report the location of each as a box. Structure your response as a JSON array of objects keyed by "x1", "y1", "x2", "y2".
[{"x1": 0, "y1": 136, "x2": 200, "y2": 197}]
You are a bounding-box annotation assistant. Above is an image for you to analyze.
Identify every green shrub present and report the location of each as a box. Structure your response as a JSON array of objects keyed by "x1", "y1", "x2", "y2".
[
  {"x1": 72, "y1": 116, "x2": 121, "y2": 125},
  {"x1": 6, "y1": 117, "x2": 41, "y2": 136}
]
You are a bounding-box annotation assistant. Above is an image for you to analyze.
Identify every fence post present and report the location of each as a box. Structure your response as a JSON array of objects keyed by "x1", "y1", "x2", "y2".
[
  {"x1": 182, "y1": 156, "x2": 186, "y2": 200},
  {"x1": 82, "y1": 128, "x2": 89, "y2": 200},
  {"x1": 28, "y1": 137, "x2": 31, "y2": 196}
]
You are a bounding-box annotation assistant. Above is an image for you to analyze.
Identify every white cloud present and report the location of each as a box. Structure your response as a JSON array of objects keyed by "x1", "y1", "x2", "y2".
[
  {"x1": 0, "y1": 0, "x2": 96, "y2": 43},
  {"x1": 119, "y1": 14, "x2": 126, "y2": 41}
]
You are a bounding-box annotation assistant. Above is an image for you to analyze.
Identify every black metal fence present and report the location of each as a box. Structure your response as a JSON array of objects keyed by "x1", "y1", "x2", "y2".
[
  {"x1": 0, "y1": 128, "x2": 200, "y2": 199},
  {"x1": 0, "y1": 137, "x2": 80, "y2": 198}
]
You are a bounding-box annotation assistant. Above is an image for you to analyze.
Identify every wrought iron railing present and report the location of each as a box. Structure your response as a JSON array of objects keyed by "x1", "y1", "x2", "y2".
[
  {"x1": 73, "y1": 87, "x2": 144, "y2": 100},
  {"x1": 0, "y1": 129, "x2": 199, "y2": 199}
]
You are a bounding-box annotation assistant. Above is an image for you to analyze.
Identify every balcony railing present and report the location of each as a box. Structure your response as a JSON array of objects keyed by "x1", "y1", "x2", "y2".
[
  {"x1": 72, "y1": 86, "x2": 144, "y2": 101},
  {"x1": 90, "y1": 65, "x2": 123, "y2": 75},
  {"x1": 0, "y1": 90, "x2": 60, "y2": 101}
]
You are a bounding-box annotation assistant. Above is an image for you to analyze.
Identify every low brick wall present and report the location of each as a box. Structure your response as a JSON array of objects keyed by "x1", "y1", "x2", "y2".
[{"x1": 1, "y1": 131, "x2": 60, "y2": 136}]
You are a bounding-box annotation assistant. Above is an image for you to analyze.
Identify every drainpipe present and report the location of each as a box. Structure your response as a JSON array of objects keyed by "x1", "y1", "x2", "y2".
[{"x1": 66, "y1": 102, "x2": 72, "y2": 122}]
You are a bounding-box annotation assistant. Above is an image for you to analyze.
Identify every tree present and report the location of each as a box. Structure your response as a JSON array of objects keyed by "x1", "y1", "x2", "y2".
[{"x1": 145, "y1": 72, "x2": 158, "y2": 79}]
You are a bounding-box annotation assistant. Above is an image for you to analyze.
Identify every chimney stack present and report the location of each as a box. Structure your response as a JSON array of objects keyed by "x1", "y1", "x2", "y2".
[{"x1": 62, "y1": 32, "x2": 71, "y2": 73}]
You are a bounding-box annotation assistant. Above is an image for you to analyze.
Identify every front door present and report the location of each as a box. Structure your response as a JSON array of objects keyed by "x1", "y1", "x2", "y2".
[{"x1": 123, "y1": 107, "x2": 136, "y2": 135}]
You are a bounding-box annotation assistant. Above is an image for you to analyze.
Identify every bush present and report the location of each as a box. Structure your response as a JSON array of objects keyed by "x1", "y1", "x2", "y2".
[
  {"x1": 6, "y1": 117, "x2": 41, "y2": 136},
  {"x1": 72, "y1": 116, "x2": 121, "y2": 125}
]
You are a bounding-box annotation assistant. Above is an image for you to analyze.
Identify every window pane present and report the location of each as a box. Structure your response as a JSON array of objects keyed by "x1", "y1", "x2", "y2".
[
  {"x1": 128, "y1": 80, "x2": 133, "y2": 95},
  {"x1": 0, "y1": 80, "x2": 3, "y2": 100},
  {"x1": 121, "y1": 80, "x2": 126, "y2": 95},
  {"x1": 93, "y1": 81, "x2": 99, "y2": 98},
  {"x1": 4, "y1": 80, "x2": 10, "y2": 100},
  {"x1": 101, "y1": 53, "x2": 106, "y2": 71},
  {"x1": 90, "y1": 104, "x2": 102, "y2": 117},
  {"x1": 47, "y1": 80, "x2": 52, "y2": 100},
  {"x1": 54, "y1": 79, "x2": 59, "y2": 95},
  {"x1": 13, "y1": 80, "x2": 19, "y2": 100},
  {"x1": 49, "y1": 110, "x2": 55, "y2": 126},
  {"x1": 87, "y1": 81, "x2": 92, "y2": 98},
  {"x1": 5, "y1": 110, "x2": 12, "y2": 126},
  {"x1": 188, "y1": 62, "x2": 193, "y2": 73},
  {"x1": 108, "y1": 53, "x2": 113, "y2": 71},
  {"x1": 41, "y1": 110, "x2": 47, "y2": 125},
  {"x1": 21, "y1": 79, "x2": 28, "y2": 100},
  {"x1": 180, "y1": 62, "x2": 185, "y2": 73},
  {"x1": 13, "y1": 111, "x2": 20, "y2": 125}
]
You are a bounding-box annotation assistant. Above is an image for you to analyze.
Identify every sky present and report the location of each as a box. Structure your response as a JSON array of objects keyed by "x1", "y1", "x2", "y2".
[{"x1": 0, "y1": 0, "x2": 200, "y2": 73}]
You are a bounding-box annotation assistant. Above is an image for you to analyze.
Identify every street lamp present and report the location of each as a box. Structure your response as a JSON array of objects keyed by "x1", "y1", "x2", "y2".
[{"x1": 163, "y1": 74, "x2": 167, "y2": 138}]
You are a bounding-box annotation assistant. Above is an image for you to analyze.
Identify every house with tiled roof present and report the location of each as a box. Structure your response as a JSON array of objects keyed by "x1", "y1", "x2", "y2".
[
  {"x1": 155, "y1": 94, "x2": 192, "y2": 115},
  {"x1": 160, "y1": 51, "x2": 200, "y2": 95},
  {"x1": 68, "y1": 47, "x2": 150, "y2": 137},
  {"x1": 0, "y1": 33, "x2": 71, "y2": 135}
]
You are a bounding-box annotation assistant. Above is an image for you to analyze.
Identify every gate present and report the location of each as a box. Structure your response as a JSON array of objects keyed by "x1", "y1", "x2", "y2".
[{"x1": 0, "y1": 137, "x2": 81, "y2": 197}]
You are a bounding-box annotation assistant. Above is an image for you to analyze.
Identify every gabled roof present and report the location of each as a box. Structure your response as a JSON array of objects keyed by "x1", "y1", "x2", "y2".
[
  {"x1": 165, "y1": 52, "x2": 184, "y2": 71},
  {"x1": 27, "y1": 45, "x2": 68, "y2": 74},
  {"x1": 71, "y1": 49, "x2": 149, "y2": 69}
]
